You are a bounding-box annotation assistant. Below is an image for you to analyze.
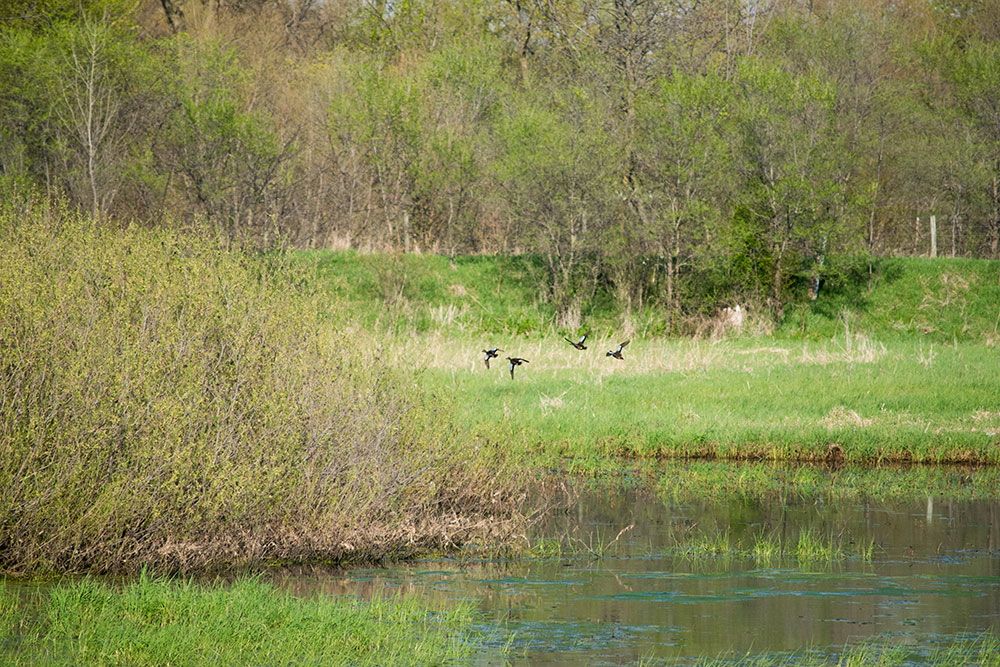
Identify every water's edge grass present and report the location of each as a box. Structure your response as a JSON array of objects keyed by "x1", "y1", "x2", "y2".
[
  {"x1": 0, "y1": 574, "x2": 489, "y2": 666},
  {"x1": 685, "y1": 632, "x2": 1000, "y2": 667},
  {"x1": 4, "y1": 573, "x2": 998, "y2": 666}
]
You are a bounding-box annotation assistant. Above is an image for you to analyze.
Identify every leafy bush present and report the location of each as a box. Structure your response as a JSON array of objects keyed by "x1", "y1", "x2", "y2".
[{"x1": 0, "y1": 196, "x2": 521, "y2": 574}]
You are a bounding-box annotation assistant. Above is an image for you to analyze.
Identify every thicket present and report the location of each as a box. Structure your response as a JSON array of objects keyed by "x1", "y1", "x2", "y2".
[
  {"x1": 2, "y1": 0, "x2": 1000, "y2": 322},
  {"x1": 0, "y1": 196, "x2": 522, "y2": 574}
]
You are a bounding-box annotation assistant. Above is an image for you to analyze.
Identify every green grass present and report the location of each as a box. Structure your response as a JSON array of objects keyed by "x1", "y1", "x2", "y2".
[
  {"x1": 308, "y1": 250, "x2": 1000, "y2": 344},
  {"x1": 662, "y1": 528, "x2": 874, "y2": 566},
  {"x1": 659, "y1": 460, "x2": 1000, "y2": 504},
  {"x1": 306, "y1": 249, "x2": 1000, "y2": 466},
  {"x1": 408, "y1": 335, "x2": 1000, "y2": 466},
  {"x1": 310, "y1": 250, "x2": 562, "y2": 335},
  {"x1": 0, "y1": 574, "x2": 487, "y2": 665},
  {"x1": 780, "y1": 256, "x2": 1000, "y2": 344},
  {"x1": 692, "y1": 632, "x2": 1000, "y2": 666}
]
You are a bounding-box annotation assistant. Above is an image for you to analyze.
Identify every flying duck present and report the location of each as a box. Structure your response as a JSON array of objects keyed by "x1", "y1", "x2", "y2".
[
  {"x1": 506, "y1": 356, "x2": 529, "y2": 379},
  {"x1": 606, "y1": 340, "x2": 630, "y2": 360},
  {"x1": 482, "y1": 347, "x2": 502, "y2": 368},
  {"x1": 564, "y1": 330, "x2": 591, "y2": 350}
]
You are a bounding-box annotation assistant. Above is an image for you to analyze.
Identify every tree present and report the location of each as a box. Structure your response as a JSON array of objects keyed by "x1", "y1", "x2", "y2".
[
  {"x1": 730, "y1": 59, "x2": 855, "y2": 314},
  {"x1": 326, "y1": 57, "x2": 423, "y2": 249},
  {"x1": 490, "y1": 87, "x2": 619, "y2": 310},
  {"x1": 158, "y1": 37, "x2": 295, "y2": 239},
  {"x1": 51, "y1": 16, "x2": 135, "y2": 216},
  {"x1": 936, "y1": 37, "x2": 1000, "y2": 256},
  {"x1": 632, "y1": 70, "x2": 737, "y2": 318}
]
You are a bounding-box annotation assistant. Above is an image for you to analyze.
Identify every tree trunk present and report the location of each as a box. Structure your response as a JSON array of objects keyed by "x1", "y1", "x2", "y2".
[{"x1": 992, "y1": 173, "x2": 999, "y2": 257}]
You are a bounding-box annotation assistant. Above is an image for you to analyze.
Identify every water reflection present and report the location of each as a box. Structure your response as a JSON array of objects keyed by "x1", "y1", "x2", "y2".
[{"x1": 274, "y1": 470, "x2": 1000, "y2": 665}]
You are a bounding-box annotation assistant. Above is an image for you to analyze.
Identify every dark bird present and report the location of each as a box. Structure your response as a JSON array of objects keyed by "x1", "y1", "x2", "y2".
[
  {"x1": 606, "y1": 340, "x2": 630, "y2": 360},
  {"x1": 564, "y1": 330, "x2": 591, "y2": 350},
  {"x1": 506, "y1": 356, "x2": 529, "y2": 379},
  {"x1": 482, "y1": 347, "x2": 502, "y2": 369}
]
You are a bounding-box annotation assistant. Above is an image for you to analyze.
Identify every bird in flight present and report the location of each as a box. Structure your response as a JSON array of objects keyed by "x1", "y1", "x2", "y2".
[
  {"x1": 606, "y1": 340, "x2": 630, "y2": 360},
  {"x1": 564, "y1": 330, "x2": 591, "y2": 350},
  {"x1": 506, "y1": 356, "x2": 529, "y2": 379},
  {"x1": 482, "y1": 347, "x2": 502, "y2": 368}
]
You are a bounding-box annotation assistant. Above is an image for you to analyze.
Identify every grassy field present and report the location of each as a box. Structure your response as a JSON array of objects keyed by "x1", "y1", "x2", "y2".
[
  {"x1": 305, "y1": 250, "x2": 1000, "y2": 467},
  {"x1": 0, "y1": 574, "x2": 486, "y2": 666},
  {"x1": 405, "y1": 334, "x2": 1000, "y2": 465}
]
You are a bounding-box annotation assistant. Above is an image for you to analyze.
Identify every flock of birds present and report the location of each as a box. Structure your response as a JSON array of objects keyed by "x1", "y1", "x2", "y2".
[{"x1": 482, "y1": 331, "x2": 630, "y2": 379}]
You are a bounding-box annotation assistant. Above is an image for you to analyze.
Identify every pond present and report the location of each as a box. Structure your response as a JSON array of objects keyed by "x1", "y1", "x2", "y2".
[{"x1": 273, "y1": 466, "x2": 1000, "y2": 665}]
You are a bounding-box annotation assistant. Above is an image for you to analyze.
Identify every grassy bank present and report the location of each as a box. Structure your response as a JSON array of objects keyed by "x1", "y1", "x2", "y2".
[
  {"x1": 656, "y1": 461, "x2": 1000, "y2": 503},
  {"x1": 308, "y1": 250, "x2": 1000, "y2": 344},
  {"x1": 0, "y1": 199, "x2": 523, "y2": 575},
  {"x1": 406, "y1": 335, "x2": 999, "y2": 465},
  {"x1": 658, "y1": 461, "x2": 1000, "y2": 504},
  {"x1": 0, "y1": 574, "x2": 486, "y2": 665}
]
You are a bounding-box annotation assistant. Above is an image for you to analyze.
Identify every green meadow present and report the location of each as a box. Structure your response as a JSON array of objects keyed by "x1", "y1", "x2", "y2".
[
  {"x1": 309, "y1": 250, "x2": 1000, "y2": 344},
  {"x1": 414, "y1": 335, "x2": 999, "y2": 466},
  {"x1": 308, "y1": 250, "x2": 1000, "y2": 468}
]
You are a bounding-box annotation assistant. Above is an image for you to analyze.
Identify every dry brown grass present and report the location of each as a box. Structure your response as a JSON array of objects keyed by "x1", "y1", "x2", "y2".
[{"x1": 382, "y1": 331, "x2": 893, "y2": 384}]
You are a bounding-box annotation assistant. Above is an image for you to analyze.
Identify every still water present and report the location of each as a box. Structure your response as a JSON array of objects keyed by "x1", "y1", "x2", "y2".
[{"x1": 276, "y1": 470, "x2": 1000, "y2": 665}]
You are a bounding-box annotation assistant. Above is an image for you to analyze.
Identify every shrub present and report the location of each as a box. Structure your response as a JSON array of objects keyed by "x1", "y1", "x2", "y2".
[{"x1": 0, "y1": 196, "x2": 522, "y2": 574}]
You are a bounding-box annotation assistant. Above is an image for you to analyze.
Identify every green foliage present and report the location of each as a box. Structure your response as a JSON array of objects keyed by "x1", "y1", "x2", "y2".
[
  {"x1": 490, "y1": 87, "x2": 619, "y2": 307},
  {"x1": 4, "y1": 0, "x2": 1000, "y2": 320},
  {"x1": 158, "y1": 36, "x2": 289, "y2": 235},
  {"x1": 0, "y1": 16, "x2": 163, "y2": 213},
  {"x1": 630, "y1": 70, "x2": 737, "y2": 311},
  {"x1": 0, "y1": 0, "x2": 135, "y2": 30},
  {"x1": 1, "y1": 574, "x2": 484, "y2": 665},
  {"x1": 0, "y1": 197, "x2": 521, "y2": 575}
]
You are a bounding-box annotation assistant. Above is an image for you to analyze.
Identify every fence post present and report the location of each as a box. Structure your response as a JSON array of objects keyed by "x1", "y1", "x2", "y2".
[{"x1": 930, "y1": 215, "x2": 937, "y2": 257}]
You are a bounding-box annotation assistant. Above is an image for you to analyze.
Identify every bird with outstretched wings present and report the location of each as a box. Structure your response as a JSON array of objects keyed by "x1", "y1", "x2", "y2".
[
  {"x1": 506, "y1": 356, "x2": 529, "y2": 379},
  {"x1": 606, "y1": 340, "x2": 630, "y2": 360},
  {"x1": 564, "y1": 330, "x2": 590, "y2": 350},
  {"x1": 482, "y1": 347, "x2": 502, "y2": 368}
]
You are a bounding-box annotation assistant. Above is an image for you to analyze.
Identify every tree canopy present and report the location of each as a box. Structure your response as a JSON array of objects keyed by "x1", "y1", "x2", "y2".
[{"x1": 2, "y1": 0, "x2": 998, "y2": 322}]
